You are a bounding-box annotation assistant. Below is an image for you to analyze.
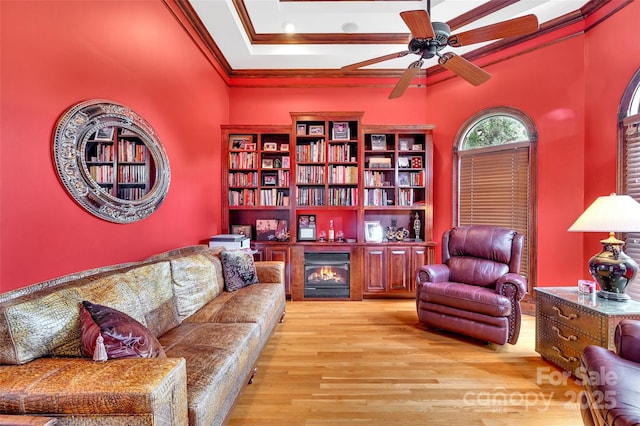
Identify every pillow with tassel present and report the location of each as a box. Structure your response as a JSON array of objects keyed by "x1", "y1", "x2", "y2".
[{"x1": 80, "y1": 300, "x2": 166, "y2": 360}]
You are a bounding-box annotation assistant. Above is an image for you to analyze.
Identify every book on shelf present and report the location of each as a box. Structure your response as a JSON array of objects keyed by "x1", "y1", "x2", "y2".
[{"x1": 368, "y1": 157, "x2": 392, "y2": 168}]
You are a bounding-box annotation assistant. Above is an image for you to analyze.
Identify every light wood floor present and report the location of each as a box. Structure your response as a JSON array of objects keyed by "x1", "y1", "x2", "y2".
[{"x1": 228, "y1": 299, "x2": 584, "y2": 425}]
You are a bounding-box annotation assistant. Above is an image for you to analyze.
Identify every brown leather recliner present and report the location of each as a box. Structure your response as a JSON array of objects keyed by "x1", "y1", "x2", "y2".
[
  {"x1": 415, "y1": 225, "x2": 527, "y2": 345},
  {"x1": 580, "y1": 319, "x2": 640, "y2": 426}
]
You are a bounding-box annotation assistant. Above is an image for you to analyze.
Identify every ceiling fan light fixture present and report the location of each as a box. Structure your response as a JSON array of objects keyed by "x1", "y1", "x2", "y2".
[
  {"x1": 341, "y1": 22, "x2": 358, "y2": 33},
  {"x1": 282, "y1": 22, "x2": 296, "y2": 34}
]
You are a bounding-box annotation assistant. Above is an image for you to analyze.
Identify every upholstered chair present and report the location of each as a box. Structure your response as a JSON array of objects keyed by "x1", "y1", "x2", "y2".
[{"x1": 415, "y1": 225, "x2": 527, "y2": 345}]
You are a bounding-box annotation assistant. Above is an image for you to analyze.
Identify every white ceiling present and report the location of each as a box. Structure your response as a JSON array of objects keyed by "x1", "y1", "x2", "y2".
[{"x1": 187, "y1": 0, "x2": 592, "y2": 72}]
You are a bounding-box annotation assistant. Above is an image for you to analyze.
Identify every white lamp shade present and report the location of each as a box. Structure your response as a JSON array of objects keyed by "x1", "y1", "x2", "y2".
[{"x1": 568, "y1": 194, "x2": 640, "y2": 233}]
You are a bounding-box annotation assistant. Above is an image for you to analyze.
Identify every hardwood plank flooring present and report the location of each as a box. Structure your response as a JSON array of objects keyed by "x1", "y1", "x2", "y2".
[{"x1": 229, "y1": 299, "x2": 584, "y2": 425}]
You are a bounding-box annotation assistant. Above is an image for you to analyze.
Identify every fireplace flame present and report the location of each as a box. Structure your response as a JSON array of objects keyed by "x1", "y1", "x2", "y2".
[{"x1": 308, "y1": 266, "x2": 344, "y2": 283}]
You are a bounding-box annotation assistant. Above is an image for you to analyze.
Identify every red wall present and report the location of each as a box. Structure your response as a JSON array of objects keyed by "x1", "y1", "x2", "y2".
[
  {"x1": 583, "y1": 0, "x2": 640, "y2": 270},
  {"x1": 0, "y1": 0, "x2": 229, "y2": 291},
  {"x1": 2, "y1": 0, "x2": 638, "y2": 293}
]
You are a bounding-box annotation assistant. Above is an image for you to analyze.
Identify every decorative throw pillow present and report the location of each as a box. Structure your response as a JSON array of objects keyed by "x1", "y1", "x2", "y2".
[
  {"x1": 80, "y1": 301, "x2": 166, "y2": 360},
  {"x1": 221, "y1": 248, "x2": 259, "y2": 291}
]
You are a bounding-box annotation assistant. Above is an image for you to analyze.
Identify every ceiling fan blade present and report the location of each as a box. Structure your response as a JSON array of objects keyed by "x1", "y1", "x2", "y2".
[
  {"x1": 400, "y1": 10, "x2": 435, "y2": 39},
  {"x1": 438, "y1": 52, "x2": 490, "y2": 86},
  {"x1": 389, "y1": 60, "x2": 423, "y2": 99},
  {"x1": 448, "y1": 14, "x2": 539, "y2": 47},
  {"x1": 341, "y1": 51, "x2": 410, "y2": 71}
]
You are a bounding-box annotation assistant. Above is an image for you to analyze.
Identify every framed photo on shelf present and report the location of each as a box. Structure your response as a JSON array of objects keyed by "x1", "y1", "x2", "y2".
[
  {"x1": 230, "y1": 135, "x2": 253, "y2": 150},
  {"x1": 296, "y1": 124, "x2": 306, "y2": 135},
  {"x1": 412, "y1": 144, "x2": 423, "y2": 151},
  {"x1": 411, "y1": 156, "x2": 423, "y2": 168},
  {"x1": 262, "y1": 159, "x2": 274, "y2": 168},
  {"x1": 398, "y1": 156, "x2": 411, "y2": 168},
  {"x1": 244, "y1": 143, "x2": 256, "y2": 151},
  {"x1": 364, "y1": 221, "x2": 383, "y2": 243},
  {"x1": 332, "y1": 122, "x2": 350, "y2": 140},
  {"x1": 282, "y1": 156, "x2": 290, "y2": 168},
  {"x1": 297, "y1": 214, "x2": 316, "y2": 241},
  {"x1": 93, "y1": 127, "x2": 114, "y2": 141},
  {"x1": 263, "y1": 174, "x2": 277, "y2": 185},
  {"x1": 231, "y1": 224, "x2": 252, "y2": 239},
  {"x1": 398, "y1": 172, "x2": 410, "y2": 186},
  {"x1": 256, "y1": 219, "x2": 279, "y2": 241},
  {"x1": 263, "y1": 142, "x2": 278, "y2": 151},
  {"x1": 119, "y1": 128, "x2": 137, "y2": 137},
  {"x1": 399, "y1": 138, "x2": 411, "y2": 151},
  {"x1": 280, "y1": 143, "x2": 289, "y2": 151},
  {"x1": 309, "y1": 125, "x2": 324, "y2": 135},
  {"x1": 371, "y1": 134, "x2": 386, "y2": 151}
]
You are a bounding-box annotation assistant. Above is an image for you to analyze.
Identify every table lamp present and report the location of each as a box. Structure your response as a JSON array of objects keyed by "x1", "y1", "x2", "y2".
[{"x1": 568, "y1": 193, "x2": 640, "y2": 301}]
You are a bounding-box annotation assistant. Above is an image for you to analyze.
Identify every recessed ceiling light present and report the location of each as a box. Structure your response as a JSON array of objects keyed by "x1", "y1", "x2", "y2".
[
  {"x1": 282, "y1": 22, "x2": 296, "y2": 34},
  {"x1": 341, "y1": 22, "x2": 358, "y2": 33}
]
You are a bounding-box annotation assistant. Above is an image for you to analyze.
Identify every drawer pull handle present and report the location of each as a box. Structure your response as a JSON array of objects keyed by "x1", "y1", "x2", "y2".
[
  {"x1": 551, "y1": 326, "x2": 578, "y2": 342},
  {"x1": 552, "y1": 306, "x2": 577, "y2": 320},
  {"x1": 552, "y1": 346, "x2": 578, "y2": 363}
]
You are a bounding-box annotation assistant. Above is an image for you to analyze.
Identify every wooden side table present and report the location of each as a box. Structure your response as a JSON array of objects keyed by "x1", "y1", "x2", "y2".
[{"x1": 535, "y1": 287, "x2": 640, "y2": 374}]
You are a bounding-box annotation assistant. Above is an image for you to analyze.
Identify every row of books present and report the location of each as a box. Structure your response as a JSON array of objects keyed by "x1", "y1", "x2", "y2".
[
  {"x1": 296, "y1": 165, "x2": 325, "y2": 184},
  {"x1": 398, "y1": 188, "x2": 415, "y2": 206},
  {"x1": 364, "y1": 170, "x2": 391, "y2": 187},
  {"x1": 229, "y1": 188, "x2": 257, "y2": 206},
  {"x1": 229, "y1": 152, "x2": 258, "y2": 169},
  {"x1": 228, "y1": 171, "x2": 258, "y2": 187},
  {"x1": 271, "y1": 170, "x2": 290, "y2": 186},
  {"x1": 398, "y1": 170, "x2": 425, "y2": 187},
  {"x1": 118, "y1": 140, "x2": 147, "y2": 163},
  {"x1": 87, "y1": 144, "x2": 114, "y2": 162},
  {"x1": 295, "y1": 139, "x2": 326, "y2": 162},
  {"x1": 364, "y1": 188, "x2": 393, "y2": 207},
  {"x1": 118, "y1": 165, "x2": 146, "y2": 183},
  {"x1": 296, "y1": 187, "x2": 325, "y2": 206},
  {"x1": 117, "y1": 187, "x2": 146, "y2": 200},
  {"x1": 327, "y1": 143, "x2": 357, "y2": 163},
  {"x1": 328, "y1": 165, "x2": 358, "y2": 184},
  {"x1": 88, "y1": 165, "x2": 114, "y2": 183},
  {"x1": 260, "y1": 189, "x2": 290, "y2": 206},
  {"x1": 328, "y1": 187, "x2": 358, "y2": 206}
]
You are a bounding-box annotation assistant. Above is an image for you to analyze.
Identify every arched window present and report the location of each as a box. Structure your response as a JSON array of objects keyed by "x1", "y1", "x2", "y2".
[
  {"x1": 619, "y1": 68, "x2": 640, "y2": 300},
  {"x1": 453, "y1": 107, "x2": 537, "y2": 291}
]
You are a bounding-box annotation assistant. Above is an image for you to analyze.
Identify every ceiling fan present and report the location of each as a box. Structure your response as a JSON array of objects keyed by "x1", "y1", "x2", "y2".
[{"x1": 341, "y1": 9, "x2": 539, "y2": 99}]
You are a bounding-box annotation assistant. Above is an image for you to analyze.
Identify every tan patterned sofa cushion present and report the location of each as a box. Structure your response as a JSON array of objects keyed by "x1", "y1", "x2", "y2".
[
  {"x1": 170, "y1": 254, "x2": 224, "y2": 321},
  {"x1": 0, "y1": 261, "x2": 176, "y2": 365}
]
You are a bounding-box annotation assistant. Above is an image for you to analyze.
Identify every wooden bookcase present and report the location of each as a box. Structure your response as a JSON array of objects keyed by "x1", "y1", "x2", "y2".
[
  {"x1": 221, "y1": 115, "x2": 436, "y2": 299},
  {"x1": 85, "y1": 127, "x2": 152, "y2": 201}
]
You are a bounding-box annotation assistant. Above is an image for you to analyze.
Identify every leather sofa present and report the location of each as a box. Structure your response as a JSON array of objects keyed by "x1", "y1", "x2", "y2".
[
  {"x1": 580, "y1": 319, "x2": 640, "y2": 425},
  {"x1": 0, "y1": 245, "x2": 286, "y2": 425},
  {"x1": 415, "y1": 225, "x2": 527, "y2": 345}
]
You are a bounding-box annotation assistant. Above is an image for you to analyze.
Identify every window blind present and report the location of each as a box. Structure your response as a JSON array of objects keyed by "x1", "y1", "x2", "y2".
[
  {"x1": 623, "y1": 114, "x2": 640, "y2": 301},
  {"x1": 458, "y1": 143, "x2": 531, "y2": 279}
]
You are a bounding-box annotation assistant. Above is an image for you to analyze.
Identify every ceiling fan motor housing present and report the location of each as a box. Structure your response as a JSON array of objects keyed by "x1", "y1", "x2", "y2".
[
  {"x1": 432, "y1": 22, "x2": 451, "y2": 48},
  {"x1": 408, "y1": 21, "x2": 451, "y2": 58}
]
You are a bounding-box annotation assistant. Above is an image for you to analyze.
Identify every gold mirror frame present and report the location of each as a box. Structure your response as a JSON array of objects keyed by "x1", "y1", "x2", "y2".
[{"x1": 53, "y1": 99, "x2": 171, "y2": 223}]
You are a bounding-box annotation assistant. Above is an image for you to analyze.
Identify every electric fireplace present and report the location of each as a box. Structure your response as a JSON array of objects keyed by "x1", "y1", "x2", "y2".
[{"x1": 304, "y1": 252, "x2": 350, "y2": 298}]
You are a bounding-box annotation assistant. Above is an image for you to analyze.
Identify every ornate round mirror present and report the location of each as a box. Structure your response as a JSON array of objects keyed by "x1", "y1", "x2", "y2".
[{"x1": 53, "y1": 99, "x2": 171, "y2": 223}]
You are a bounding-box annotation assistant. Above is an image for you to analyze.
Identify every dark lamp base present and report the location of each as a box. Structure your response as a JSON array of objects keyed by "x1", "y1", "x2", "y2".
[
  {"x1": 588, "y1": 240, "x2": 638, "y2": 303},
  {"x1": 597, "y1": 290, "x2": 631, "y2": 302}
]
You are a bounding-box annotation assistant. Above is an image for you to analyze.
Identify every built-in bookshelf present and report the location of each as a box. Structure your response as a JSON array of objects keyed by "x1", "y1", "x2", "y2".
[
  {"x1": 221, "y1": 117, "x2": 435, "y2": 299},
  {"x1": 222, "y1": 125, "x2": 292, "y2": 242},
  {"x1": 85, "y1": 127, "x2": 151, "y2": 201},
  {"x1": 362, "y1": 125, "x2": 433, "y2": 243}
]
